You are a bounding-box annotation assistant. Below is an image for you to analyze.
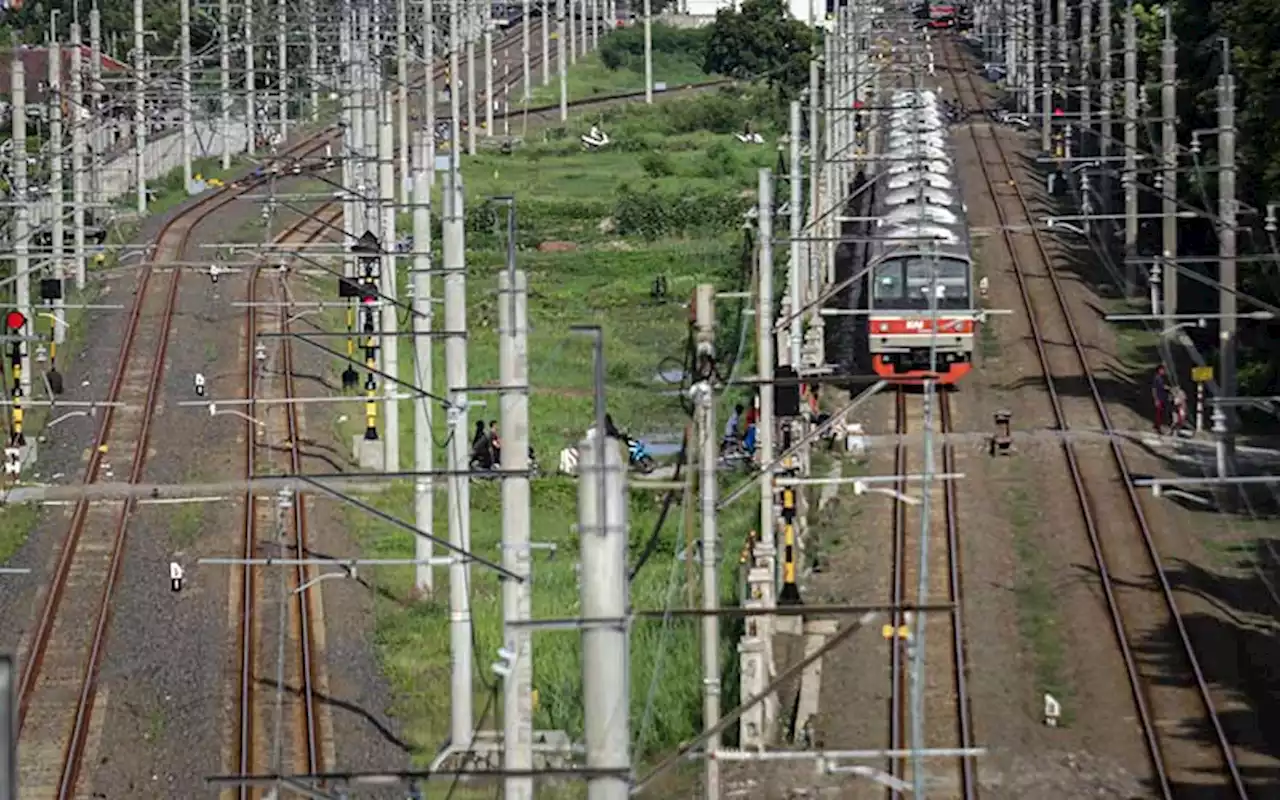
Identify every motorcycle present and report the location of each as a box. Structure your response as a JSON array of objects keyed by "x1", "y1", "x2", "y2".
[
  {"x1": 627, "y1": 437, "x2": 657, "y2": 475},
  {"x1": 469, "y1": 446, "x2": 540, "y2": 479}
]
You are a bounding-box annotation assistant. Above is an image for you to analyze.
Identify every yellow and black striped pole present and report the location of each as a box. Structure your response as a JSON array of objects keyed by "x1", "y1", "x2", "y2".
[
  {"x1": 779, "y1": 485, "x2": 801, "y2": 605},
  {"x1": 10, "y1": 339, "x2": 24, "y2": 447}
]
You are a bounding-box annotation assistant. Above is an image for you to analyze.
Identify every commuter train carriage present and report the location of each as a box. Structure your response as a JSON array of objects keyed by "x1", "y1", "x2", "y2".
[{"x1": 864, "y1": 87, "x2": 976, "y2": 384}]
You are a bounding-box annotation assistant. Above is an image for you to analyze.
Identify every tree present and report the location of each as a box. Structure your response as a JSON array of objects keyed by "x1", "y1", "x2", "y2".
[{"x1": 702, "y1": 0, "x2": 816, "y2": 96}]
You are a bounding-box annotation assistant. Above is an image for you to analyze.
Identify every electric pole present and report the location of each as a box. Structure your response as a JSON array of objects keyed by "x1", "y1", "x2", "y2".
[
  {"x1": 499, "y1": 262, "x2": 534, "y2": 800},
  {"x1": 71, "y1": 22, "x2": 87, "y2": 290},
  {"x1": 246, "y1": 0, "x2": 257, "y2": 157},
  {"x1": 1216, "y1": 64, "x2": 1238, "y2": 474},
  {"x1": 484, "y1": 0, "x2": 494, "y2": 136},
  {"x1": 1079, "y1": 0, "x2": 1092, "y2": 152},
  {"x1": 522, "y1": 0, "x2": 531, "y2": 103},
  {"x1": 397, "y1": 0, "x2": 410, "y2": 198},
  {"x1": 412, "y1": 164, "x2": 435, "y2": 597},
  {"x1": 423, "y1": 0, "x2": 437, "y2": 184},
  {"x1": 1099, "y1": 0, "x2": 1114, "y2": 211},
  {"x1": 379, "y1": 93, "x2": 400, "y2": 474},
  {"x1": 90, "y1": 4, "x2": 104, "y2": 206},
  {"x1": 466, "y1": 0, "x2": 477, "y2": 154},
  {"x1": 788, "y1": 100, "x2": 803, "y2": 367},
  {"x1": 276, "y1": 0, "x2": 288, "y2": 141},
  {"x1": 1122, "y1": 3, "x2": 1138, "y2": 294},
  {"x1": 442, "y1": 159, "x2": 474, "y2": 748},
  {"x1": 1160, "y1": 16, "x2": 1178, "y2": 324},
  {"x1": 220, "y1": 0, "x2": 232, "y2": 169},
  {"x1": 12, "y1": 57, "x2": 32, "y2": 399},
  {"x1": 309, "y1": 0, "x2": 320, "y2": 121},
  {"x1": 542, "y1": 0, "x2": 551, "y2": 86},
  {"x1": 577, "y1": 435, "x2": 631, "y2": 800},
  {"x1": 569, "y1": 0, "x2": 577, "y2": 65},
  {"x1": 1039, "y1": 0, "x2": 1051, "y2": 153},
  {"x1": 757, "y1": 169, "x2": 777, "y2": 589},
  {"x1": 643, "y1": 0, "x2": 652, "y2": 103},
  {"x1": 134, "y1": 0, "x2": 147, "y2": 213},
  {"x1": 693, "y1": 283, "x2": 720, "y2": 800},
  {"x1": 181, "y1": 0, "x2": 193, "y2": 190},
  {"x1": 49, "y1": 30, "x2": 67, "y2": 347},
  {"x1": 558, "y1": 0, "x2": 568, "y2": 121}
]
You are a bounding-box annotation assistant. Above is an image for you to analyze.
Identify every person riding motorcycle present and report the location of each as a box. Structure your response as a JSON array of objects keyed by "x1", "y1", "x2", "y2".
[{"x1": 470, "y1": 421, "x2": 496, "y2": 469}]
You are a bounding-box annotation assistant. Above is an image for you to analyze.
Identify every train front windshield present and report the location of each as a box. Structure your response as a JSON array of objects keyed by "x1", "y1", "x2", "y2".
[{"x1": 872, "y1": 257, "x2": 970, "y2": 311}]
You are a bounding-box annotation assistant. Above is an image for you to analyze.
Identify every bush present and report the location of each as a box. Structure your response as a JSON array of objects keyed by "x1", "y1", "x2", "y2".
[
  {"x1": 613, "y1": 184, "x2": 750, "y2": 239},
  {"x1": 640, "y1": 151, "x2": 676, "y2": 177},
  {"x1": 599, "y1": 23, "x2": 711, "y2": 72}
]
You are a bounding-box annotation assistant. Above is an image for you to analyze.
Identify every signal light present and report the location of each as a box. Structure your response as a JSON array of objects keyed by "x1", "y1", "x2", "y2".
[
  {"x1": 1053, "y1": 107, "x2": 1064, "y2": 117},
  {"x1": 5, "y1": 311, "x2": 25, "y2": 331}
]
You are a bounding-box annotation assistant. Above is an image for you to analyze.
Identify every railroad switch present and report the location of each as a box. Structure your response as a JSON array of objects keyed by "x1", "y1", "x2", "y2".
[{"x1": 989, "y1": 409, "x2": 1013, "y2": 455}]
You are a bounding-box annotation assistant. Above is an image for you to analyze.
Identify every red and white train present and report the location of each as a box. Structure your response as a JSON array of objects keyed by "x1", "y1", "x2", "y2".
[{"x1": 857, "y1": 88, "x2": 976, "y2": 384}]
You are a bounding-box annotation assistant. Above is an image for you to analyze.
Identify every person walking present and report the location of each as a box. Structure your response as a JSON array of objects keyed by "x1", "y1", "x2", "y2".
[{"x1": 1152, "y1": 365, "x2": 1171, "y2": 435}]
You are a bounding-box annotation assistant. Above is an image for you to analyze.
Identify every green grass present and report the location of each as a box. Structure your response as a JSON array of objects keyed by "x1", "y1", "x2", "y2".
[
  {"x1": 1103, "y1": 297, "x2": 1161, "y2": 372},
  {"x1": 315, "y1": 86, "x2": 788, "y2": 773},
  {"x1": 1004, "y1": 483, "x2": 1074, "y2": 725},
  {"x1": 0, "y1": 503, "x2": 39, "y2": 564},
  {"x1": 526, "y1": 51, "x2": 713, "y2": 108}
]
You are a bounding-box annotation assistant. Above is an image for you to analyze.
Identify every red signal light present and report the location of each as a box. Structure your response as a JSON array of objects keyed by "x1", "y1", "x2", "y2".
[
  {"x1": 5, "y1": 311, "x2": 25, "y2": 331},
  {"x1": 1053, "y1": 107, "x2": 1064, "y2": 117}
]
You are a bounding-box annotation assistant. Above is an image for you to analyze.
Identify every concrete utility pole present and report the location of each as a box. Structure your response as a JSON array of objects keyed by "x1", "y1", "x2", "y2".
[
  {"x1": 499, "y1": 262, "x2": 533, "y2": 800},
  {"x1": 48, "y1": 32, "x2": 66, "y2": 347},
  {"x1": 1039, "y1": 0, "x2": 1051, "y2": 153},
  {"x1": 1080, "y1": 0, "x2": 1092, "y2": 148},
  {"x1": 569, "y1": 0, "x2": 577, "y2": 64},
  {"x1": 360, "y1": 6, "x2": 377, "y2": 235},
  {"x1": 350, "y1": 6, "x2": 366, "y2": 234},
  {"x1": 1099, "y1": 0, "x2": 1114, "y2": 205},
  {"x1": 484, "y1": 0, "x2": 494, "y2": 136},
  {"x1": 450, "y1": 0, "x2": 463, "y2": 150},
  {"x1": 1122, "y1": 4, "x2": 1138, "y2": 293},
  {"x1": 558, "y1": 0, "x2": 568, "y2": 120},
  {"x1": 543, "y1": 0, "x2": 551, "y2": 86},
  {"x1": 423, "y1": 0, "x2": 437, "y2": 183},
  {"x1": 442, "y1": 165, "x2": 474, "y2": 747},
  {"x1": 577, "y1": 434, "x2": 630, "y2": 800},
  {"x1": 308, "y1": 0, "x2": 319, "y2": 121},
  {"x1": 1216, "y1": 63, "x2": 1238, "y2": 474},
  {"x1": 71, "y1": 22, "x2": 87, "y2": 290},
  {"x1": 133, "y1": 0, "x2": 147, "y2": 213},
  {"x1": 466, "y1": 1, "x2": 477, "y2": 154},
  {"x1": 807, "y1": 59, "x2": 820, "y2": 308},
  {"x1": 788, "y1": 100, "x2": 803, "y2": 367},
  {"x1": 522, "y1": 0, "x2": 531, "y2": 103},
  {"x1": 220, "y1": 0, "x2": 232, "y2": 170},
  {"x1": 181, "y1": 0, "x2": 193, "y2": 190},
  {"x1": 341, "y1": 2, "x2": 356, "y2": 267},
  {"x1": 643, "y1": 0, "x2": 652, "y2": 103},
  {"x1": 757, "y1": 169, "x2": 776, "y2": 587},
  {"x1": 245, "y1": 0, "x2": 257, "y2": 156},
  {"x1": 412, "y1": 165, "x2": 435, "y2": 597},
  {"x1": 396, "y1": 0, "x2": 410, "y2": 197},
  {"x1": 12, "y1": 58, "x2": 32, "y2": 399},
  {"x1": 89, "y1": 5, "x2": 104, "y2": 205},
  {"x1": 276, "y1": 0, "x2": 288, "y2": 141},
  {"x1": 1160, "y1": 17, "x2": 1178, "y2": 323},
  {"x1": 692, "y1": 284, "x2": 720, "y2": 800},
  {"x1": 379, "y1": 94, "x2": 400, "y2": 474}
]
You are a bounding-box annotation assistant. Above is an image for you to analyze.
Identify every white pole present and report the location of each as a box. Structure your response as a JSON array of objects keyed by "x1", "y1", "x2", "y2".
[
  {"x1": 643, "y1": 0, "x2": 652, "y2": 103},
  {"x1": 442, "y1": 161, "x2": 474, "y2": 747},
  {"x1": 569, "y1": 0, "x2": 577, "y2": 64},
  {"x1": 757, "y1": 169, "x2": 776, "y2": 586},
  {"x1": 522, "y1": 0, "x2": 531, "y2": 104},
  {"x1": 500, "y1": 266, "x2": 533, "y2": 800},
  {"x1": 12, "y1": 58, "x2": 32, "y2": 399},
  {"x1": 557, "y1": 0, "x2": 567, "y2": 120},
  {"x1": 694, "y1": 284, "x2": 720, "y2": 800},
  {"x1": 788, "y1": 100, "x2": 803, "y2": 366},
  {"x1": 245, "y1": 0, "x2": 257, "y2": 156},
  {"x1": 89, "y1": 5, "x2": 104, "y2": 205},
  {"x1": 134, "y1": 0, "x2": 147, "y2": 213},
  {"x1": 379, "y1": 93, "x2": 400, "y2": 474},
  {"x1": 411, "y1": 163, "x2": 435, "y2": 597},
  {"x1": 308, "y1": 0, "x2": 320, "y2": 121},
  {"x1": 49, "y1": 33, "x2": 67, "y2": 347},
  {"x1": 424, "y1": 0, "x2": 437, "y2": 185},
  {"x1": 277, "y1": 0, "x2": 288, "y2": 141},
  {"x1": 361, "y1": 6, "x2": 378, "y2": 234},
  {"x1": 220, "y1": 0, "x2": 232, "y2": 169},
  {"x1": 350, "y1": 3, "x2": 366, "y2": 233},
  {"x1": 484, "y1": 0, "x2": 494, "y2": 136},
  {"x1": 71, "y1": 22, "x2": 87, "y2": 290},
  {"x1": 542, "y1": 0, "x2": 551, "y2": 86},
  {"x1": 181, "y1": 0, "x2": 193, "y2": 190},
  {"x1": 466, "y1": 1, "x2": 477, "y2": 154},
  {"x1": 397, "y1": 0, "x2": 411, "y2": 197},
  {"x1": 578, "y1": 435, "x2": 631, "y2": 800}
]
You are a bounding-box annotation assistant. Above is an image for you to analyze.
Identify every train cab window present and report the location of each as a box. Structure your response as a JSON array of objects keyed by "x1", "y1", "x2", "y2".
[{"x1": 872, "y1": 258, "x2": 970, "y2": 311}]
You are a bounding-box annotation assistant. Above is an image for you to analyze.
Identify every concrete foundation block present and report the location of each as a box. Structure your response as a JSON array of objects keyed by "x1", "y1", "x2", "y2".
[{"x1": 352, "y1": 435, "x2": 384, "y2": 470}]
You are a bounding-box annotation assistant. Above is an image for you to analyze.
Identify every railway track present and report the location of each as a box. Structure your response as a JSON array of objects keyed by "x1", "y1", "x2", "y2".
[
  {"x1": 940, "y1": 34, "x2": 1249, "y2": 797},
  {"x1": 234, "y1": 205, "x2": 344, "y2": 799},
  {"x1": 13, "y1": 126, "x2": 336, "y2": 799},
  {"x1": 12, "y1": 21, "x2": 541, "y2": 796},
  {"x1": 888, "y1": 385, "x2": 975, "y2": 799}
]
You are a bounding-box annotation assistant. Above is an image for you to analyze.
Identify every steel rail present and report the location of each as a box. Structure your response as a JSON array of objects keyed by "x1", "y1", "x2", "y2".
[
  {"x1": 944, "y1": 35, "x2": 1247, "y2": 797},
  {"x1": 939, "y1": 390, "x2": 977, "y2": 799},
  {"x1": 888, "y1": 385, "x2": 908, "y2": 793},
  {"x1": 238, "y1": 254, "x2": 262, "y2": 800}
]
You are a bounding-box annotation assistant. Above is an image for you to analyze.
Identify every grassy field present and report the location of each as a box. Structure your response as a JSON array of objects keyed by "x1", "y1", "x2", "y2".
[
  {"x1": 314, "y1": 87, "x2": 789, "y2": 785},
  {"x1": 526, "y1": 24, "x2": 715, "y2": 107}
]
